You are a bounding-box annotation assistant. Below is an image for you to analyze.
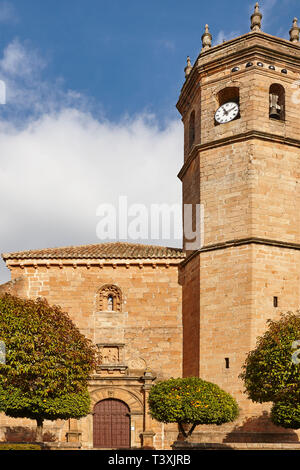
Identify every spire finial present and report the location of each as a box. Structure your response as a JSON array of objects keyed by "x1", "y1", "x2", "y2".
[
  {"x1": 251, "y1": 2, "x2": 262, "y2": 31},
  {"x1": 290, "y1": 17, "x2": 300, "y2": 43},
  {"x1": 201, "y1": 24, "x2": 212, "y2": 52},
  {"x1": 184, "y1": 56, "x2": 192, "y2": 78}
]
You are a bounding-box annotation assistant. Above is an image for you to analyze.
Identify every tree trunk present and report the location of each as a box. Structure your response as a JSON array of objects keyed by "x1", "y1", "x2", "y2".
[
  {"x1": 187, "y1": 423, "x2": 197, "y2": 437},
  {"x1": 178, "y1": 422, "x2": 197, "y2": 441},
  {"x1": 178, "y1": 422, "x2": 188, "y2": 440},
  {"x1": 36, "y1": 417, "x2": 44, "y2": 442}
]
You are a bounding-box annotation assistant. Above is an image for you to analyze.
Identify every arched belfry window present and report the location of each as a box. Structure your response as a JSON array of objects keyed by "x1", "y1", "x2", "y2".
[
  {"x1": 269, "y1": 84, "x2": 285, "y2": 121},
  {"x1": 97, "y1": 285, "x2": 122, "y2": 312},
  {"x1": 215, "y1": 87, "x2": 240, "y2": 125},
  {"x1": 189, "y1": 110, "x2": 195, "y2": 149},
  {"x1": 217, "y1": 87, "x2": 240, "y2": 107}
]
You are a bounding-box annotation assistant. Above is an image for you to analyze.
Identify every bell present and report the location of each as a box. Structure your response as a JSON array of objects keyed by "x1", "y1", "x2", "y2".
[
  {"x1": 269, "y1": 105, "x2": 281, "y2": 119},
  {"x1": 269, "y1": 93, "x2": 281, "y2": 119}
]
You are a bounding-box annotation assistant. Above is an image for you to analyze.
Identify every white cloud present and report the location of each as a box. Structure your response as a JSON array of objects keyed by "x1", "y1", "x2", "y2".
[
  {"x1": 260, "y1": 0, "x2": 277, "y2": 15},
  {"x1": 0, "y1": 39, "x2": 45, "y2": 78},
  {"x1": 248, "y1": 0, "x2": 295, "y2": 36},
  {"x1": 275, "y1": 26, "x2": 289, "y2": 40},
  {"x1": 0, "y1": 38, "x2": 183, "y2": 284},
  {"x1": 255, "y1": 0, "x2": 277, "y2": 28},
  {"x1": 155, "y1": 39, "x2": 176, "y2": 51},
  {"x1": 0, "y1": 1, "x2": 17, "y2": 24},
  {"x1": 215, "y1": 30, "x2": 241, "y2": 45},
  {"x1": 0, "y1": 109, "x2": 183, "y2": 283},
  {"x1": 0, "y1": 39, "x2": 88, "y2": 120}
]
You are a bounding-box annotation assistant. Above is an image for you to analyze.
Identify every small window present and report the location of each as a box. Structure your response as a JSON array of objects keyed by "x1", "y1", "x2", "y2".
[
  {"x1": 269, "y1": 84, "x2": 285, "y2": 121},
  {"x1": 189, "y1": 110, "x2": 195, "y2": 149},
  {"x1": 273, "y1": 296, "x2": 278, "y2": 308},
  {"x1": 97, "y1": 284, "x2": 122, "y2": 312}
]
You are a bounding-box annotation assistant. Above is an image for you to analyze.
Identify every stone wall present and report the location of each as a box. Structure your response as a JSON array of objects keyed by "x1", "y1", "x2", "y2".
[
  {"x1": 0, "y1": 258, "x2": 183, "y2": 449},
  {"x1": 178, "y1": 30, "x2": 300, "y2": 442}
]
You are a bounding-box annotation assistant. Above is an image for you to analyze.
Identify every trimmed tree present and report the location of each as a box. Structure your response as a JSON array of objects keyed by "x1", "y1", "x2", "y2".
[
  {"x1": 240, "y1": 311, "x2": 300, "y2": 428},
  {"x1": 271, "y1": 396, "x2": 300, "y2": 429},
  {"x1": 148, "y1": 377, "x2": 239, "y2": 439},
  {"x1": 0, "y1": 293, "x2": 97, "y2": 441}
]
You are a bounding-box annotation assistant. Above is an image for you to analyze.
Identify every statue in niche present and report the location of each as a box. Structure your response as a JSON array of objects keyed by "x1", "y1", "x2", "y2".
[
  {"x1": 101, "y1": 347, "x2": 119, "y2": 364},
  {"x1": 107, "y1": 295, "x2": 114, "y2": 311},
  {"x1": 97, "y1": 284, "x2": 122, "y2": 312}
]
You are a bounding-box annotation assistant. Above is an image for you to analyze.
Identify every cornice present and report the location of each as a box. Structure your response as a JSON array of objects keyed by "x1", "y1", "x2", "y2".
[
  {"x1": 180, "y1": 237, "x2": 300, "y2": 267},
  {"x1": 197, "y1": 31, "x2": 300, "y2": 67},
  {"x1": 5, "y1": 257, "x2": 184, "y2": 270},
  {"x1": 89, "y1": 375, "x2": 144, "y2": 382},
  {"x1": 178, "y1": 130, "x2": 300, "y2": 181},
  {"x1": 177, "y1": 31, "x2": 300, "y2": 115}
]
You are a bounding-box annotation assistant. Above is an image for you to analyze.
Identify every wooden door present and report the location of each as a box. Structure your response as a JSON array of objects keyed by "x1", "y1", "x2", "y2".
[{"x1": 93, "y1": 399, "x2": 130, "y2": 448}]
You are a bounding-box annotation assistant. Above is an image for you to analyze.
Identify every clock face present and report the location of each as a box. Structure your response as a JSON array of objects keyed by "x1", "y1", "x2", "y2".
[{"x1": 215, "y1": 101, "x2": 239, "y2": 124}]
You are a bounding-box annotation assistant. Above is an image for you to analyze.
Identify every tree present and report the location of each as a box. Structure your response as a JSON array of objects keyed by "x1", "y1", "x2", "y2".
[
  {"x1": 240, "y1": 311, "x2": 300, "y2": 428},
  {"x1": 0, "y1": 294, "x2": 97, "y2": 441},
  {"x1": 148, "y1": 377, "x2": 239, "y2": 439},
  {"x1": 271, "y1": 396, "x2": 300, "y2": 429}
]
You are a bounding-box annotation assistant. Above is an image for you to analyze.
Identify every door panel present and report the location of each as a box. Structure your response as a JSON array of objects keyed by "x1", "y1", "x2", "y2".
[{"x1": 93, "y1": 399, "x2": 130, "y2": 448}]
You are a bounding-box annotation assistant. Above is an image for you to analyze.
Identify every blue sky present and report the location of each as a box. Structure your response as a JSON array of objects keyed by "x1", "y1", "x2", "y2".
[
  {"x1": 0, "y1": 0, "x2": 299, "y2": 283},
  {"x1": 0, "y1": 0, "x2": 298, "y2": 123}
]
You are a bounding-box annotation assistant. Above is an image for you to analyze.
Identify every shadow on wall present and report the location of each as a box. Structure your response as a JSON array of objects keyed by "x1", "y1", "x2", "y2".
[
  {"x1": 4, "y1": 426, "x2": 57, "y2": 443},
  {"x1": 224, "y1": 412, "x2": 299, "y2": 443}
]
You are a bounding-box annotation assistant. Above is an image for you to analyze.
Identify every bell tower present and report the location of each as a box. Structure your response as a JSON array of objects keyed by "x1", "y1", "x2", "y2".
[{"x1": 177, "y1": 4, "x2": 300, "y2": 440}]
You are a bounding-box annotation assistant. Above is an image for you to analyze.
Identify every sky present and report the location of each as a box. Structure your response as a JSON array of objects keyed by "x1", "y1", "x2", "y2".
[{"x1": 0, "y1": 0, "x2": 299, "y2": 283}]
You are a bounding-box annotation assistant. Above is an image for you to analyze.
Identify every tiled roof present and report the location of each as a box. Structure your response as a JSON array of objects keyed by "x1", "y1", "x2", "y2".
[{"x1": 2, "y1": 242, "x2": 185, "y2": 260}]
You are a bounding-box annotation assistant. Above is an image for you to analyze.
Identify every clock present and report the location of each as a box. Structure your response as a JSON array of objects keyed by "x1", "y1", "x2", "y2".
[{"x1": 215, "y1": 101, "x2": 239, "y2": 124}]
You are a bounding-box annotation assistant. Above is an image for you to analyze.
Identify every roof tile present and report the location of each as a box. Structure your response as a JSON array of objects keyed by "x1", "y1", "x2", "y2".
[{"x1": 2, "y1": 242, "x2": 185, "y2": 261}]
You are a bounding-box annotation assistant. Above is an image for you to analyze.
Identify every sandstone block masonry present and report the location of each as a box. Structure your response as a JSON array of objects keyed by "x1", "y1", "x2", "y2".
[
  {"x1": 177, "y1": 21, "x2": 300, "y2": 442},
  {"x1": 0, "y1": 243, "x2": 184, "y2": 449},
  {"x1": 1, "y1": 4, "x2": 300, "y2": 449}
]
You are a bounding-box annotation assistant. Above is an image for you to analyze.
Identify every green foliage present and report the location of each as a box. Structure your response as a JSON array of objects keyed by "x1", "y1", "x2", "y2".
[
  {"x1": 0, "y1": 387, "x2": 91, "y2": 421},
  {"x1": 271, "y1": 397, "x2": 300, "y2": 429},
  {"x1": 148, "y1": 377, "x2": 239, "y2": 436},
  {"x1": 0, "y1": 443, "x2": 42, "y2": 450},
  {"x1": 0, "y1": 294, "x2": 96, "y2": 422},
  {"x1": 240, "y1": 311, "x2": 300, "y2": 404}
]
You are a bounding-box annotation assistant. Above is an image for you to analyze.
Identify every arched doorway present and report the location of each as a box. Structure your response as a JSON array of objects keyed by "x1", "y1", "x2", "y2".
[{"x1": 93, "y1": 399, "x2": 130, "y2": 448}]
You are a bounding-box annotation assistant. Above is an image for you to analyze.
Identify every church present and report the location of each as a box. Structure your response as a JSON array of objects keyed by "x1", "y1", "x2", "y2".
[{"x1": 0, "y1": 3, "x2": 300, "y2": 449}]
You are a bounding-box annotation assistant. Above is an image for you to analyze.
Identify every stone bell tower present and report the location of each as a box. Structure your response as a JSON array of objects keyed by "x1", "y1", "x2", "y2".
[{"x1": 177, "y1": 3, "x2": 300, "y2": 441}]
